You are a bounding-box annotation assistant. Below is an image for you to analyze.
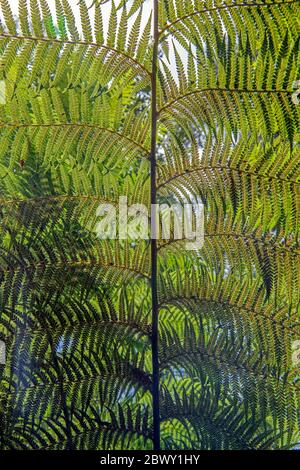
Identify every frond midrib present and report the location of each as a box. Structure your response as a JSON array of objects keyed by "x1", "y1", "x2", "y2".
[
  {"x1": 0, "y1": 32, "x2": 151, "y2": 77},
  {"x1": 159, "y1": 0, "x2": 298, "y2": 37}
]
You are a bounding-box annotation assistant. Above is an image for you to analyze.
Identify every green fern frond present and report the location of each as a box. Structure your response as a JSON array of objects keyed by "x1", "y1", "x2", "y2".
[{"x1": 0, "y1": 0, "x2": 299, "y2": 452}]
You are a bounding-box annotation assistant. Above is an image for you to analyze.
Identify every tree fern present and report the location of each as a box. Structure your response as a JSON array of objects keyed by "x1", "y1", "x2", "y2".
[{"x1": 0, "y1": 0, "x2": 299, "y2": 450}]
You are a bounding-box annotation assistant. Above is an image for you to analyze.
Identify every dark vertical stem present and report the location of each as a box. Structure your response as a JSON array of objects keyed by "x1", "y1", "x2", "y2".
[
  {"x1": 150, "y1": 0, "x2": 160, "y2": 451},
  {"x1": 39, "y1": 302, "x2": 73, "y2": 450},
  {"x1": 48, "y1": 336, "x2": 73, "y2": 450}
]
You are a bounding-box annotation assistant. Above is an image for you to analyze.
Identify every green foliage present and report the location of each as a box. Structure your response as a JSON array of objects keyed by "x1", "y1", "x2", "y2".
[{"x1": 0, "y1": 0, "x2": 299, "y2": 450}]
